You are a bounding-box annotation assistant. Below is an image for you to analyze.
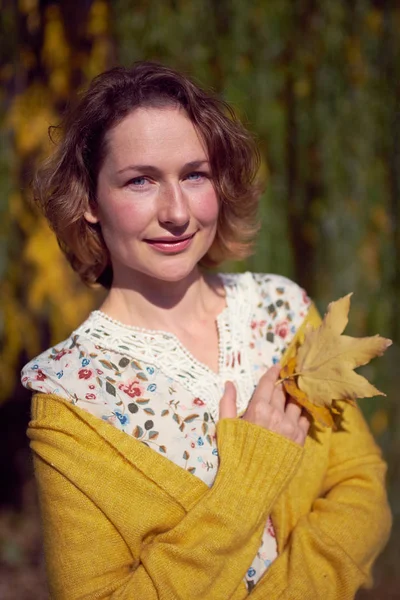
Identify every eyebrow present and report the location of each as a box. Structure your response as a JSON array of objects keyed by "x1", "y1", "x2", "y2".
[{"x1": 117, "y1": 160, "x2": 210, "y2": 175}]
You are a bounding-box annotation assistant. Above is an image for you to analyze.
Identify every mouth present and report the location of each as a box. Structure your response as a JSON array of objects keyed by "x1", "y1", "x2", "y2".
[
  {"x1": 144, "y1": 232, "x2": 197, "y2": 253},
  {"x1": 144, "y1": 232, "x2": 196, "y2": 244}
]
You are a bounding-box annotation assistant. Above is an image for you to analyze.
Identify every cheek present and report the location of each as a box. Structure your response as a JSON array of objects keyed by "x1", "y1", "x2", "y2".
[
  {"x1": 191, "y1": 187, "x2": 219, "y2": 224},
  {"x1": 101, "y1": 199, "x2": 153, "y2": 235}
]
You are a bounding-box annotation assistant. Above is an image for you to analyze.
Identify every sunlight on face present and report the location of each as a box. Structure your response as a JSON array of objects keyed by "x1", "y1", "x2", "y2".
[{"x1": 85, "y1": 106, "x2": 219, "y2": 286}]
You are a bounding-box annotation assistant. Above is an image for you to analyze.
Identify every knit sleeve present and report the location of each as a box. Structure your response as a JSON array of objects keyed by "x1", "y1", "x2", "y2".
[
  {"x1": 248, "y1": 403, "x2": 391, "y2": 599},
  {"x1": 29, "y1": 395, "x2": 304, "y2": 600},
  {"x1": 248, "y1": 313, "x2": 392, "y2": 599}
]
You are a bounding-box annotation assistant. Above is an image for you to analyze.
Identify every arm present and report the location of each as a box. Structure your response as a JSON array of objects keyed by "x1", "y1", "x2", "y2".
[
  {"x1": 29, "y1": 394, "x2": 303, "y2": 600},
  {"x1": 250, "y1": 334, "x2": 392, "y2": 598}
]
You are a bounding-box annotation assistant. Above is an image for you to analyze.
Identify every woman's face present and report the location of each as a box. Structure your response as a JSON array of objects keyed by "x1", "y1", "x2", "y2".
[{"x1": 85, "y1": 106, "x2": 219, "y2": 286}]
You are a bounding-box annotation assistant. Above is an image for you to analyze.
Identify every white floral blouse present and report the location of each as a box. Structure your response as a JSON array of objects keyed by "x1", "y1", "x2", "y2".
[{"x1": 21, "y1": 272, "x2": 310, "y2": 590}]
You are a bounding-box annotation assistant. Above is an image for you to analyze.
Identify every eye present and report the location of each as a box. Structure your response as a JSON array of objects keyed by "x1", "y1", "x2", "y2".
[
  {"x1": 185, "y1": 171, "x2": 208, "y2": 182},
  {"x1": 128, "y1": 176, "x2": 148, "y2": 187}
]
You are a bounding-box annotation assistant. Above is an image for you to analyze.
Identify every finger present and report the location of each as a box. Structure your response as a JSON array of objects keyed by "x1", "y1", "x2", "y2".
[
  {"x1": 219, "y1": 381, "x2": 238, "y2": 420},
  {"x1": 293, "y1": 416, "x2": 311, "y2": 446},
  {"x1": 253, "y1": 364, "x2": 282, "y2": 404},
  {"x1": 284, "y1": 399, "x2": 302, "y2": 422},
  {"x1": 270, "y1": 382, "x2": 286, "y2": 410},
  {"x1": 270, "y1": 363, "x2": 282, "y2": 379},
  {"x1": 298, "y1": 414, "x2": 311, "y2": 434}
]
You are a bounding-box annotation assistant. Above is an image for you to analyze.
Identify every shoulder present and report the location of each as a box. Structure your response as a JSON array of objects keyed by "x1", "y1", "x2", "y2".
[
  {"x1": 251, "y1": 273, "x2": 311, "y2": 340},
  {"x1": 220, "y1": 272, "x2": 312, "y2": 356},
  {"x1": 221, "y1": 271, "x2": 311, "y2": 317},
  {"x1": 20, "y1": 318, "x2": 168, "y2": 430},
  {"x1": 20, "y1": 331, "x2": 96, "y2": 401},
  {"x1": 250, "y1": 272, "x2": 310, "y2": 315}
]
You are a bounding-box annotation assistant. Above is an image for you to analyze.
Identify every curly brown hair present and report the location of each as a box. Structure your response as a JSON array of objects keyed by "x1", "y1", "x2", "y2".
[{"x1": 33, "y1": 62, "x2": 261, "y2": 288}]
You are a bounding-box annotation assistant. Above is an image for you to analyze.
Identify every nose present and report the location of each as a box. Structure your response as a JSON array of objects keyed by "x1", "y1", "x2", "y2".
[{"x1": 158, "y1": 182, "x2": 190, "y2": 230}]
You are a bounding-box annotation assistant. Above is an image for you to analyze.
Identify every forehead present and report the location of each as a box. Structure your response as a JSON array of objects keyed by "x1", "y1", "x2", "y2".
[{"x1": 103, "y1": 106, "x2": 208, "y2": 166}]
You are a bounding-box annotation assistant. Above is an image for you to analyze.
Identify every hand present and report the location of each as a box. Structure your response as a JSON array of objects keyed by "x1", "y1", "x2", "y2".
[{"x1": 219, "y1": 364, "x2": 310, "y2": 446}]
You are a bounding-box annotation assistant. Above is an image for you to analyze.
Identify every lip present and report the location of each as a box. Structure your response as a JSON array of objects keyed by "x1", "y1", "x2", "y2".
[
  {"x1": 145, "y1": 233, "x2": 195, "y2": 243},
  {"x1": 144, "y1": 232, "x2": 196, "y2": 254}
]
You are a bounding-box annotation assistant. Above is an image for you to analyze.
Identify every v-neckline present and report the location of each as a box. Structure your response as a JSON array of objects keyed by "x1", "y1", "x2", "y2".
[
  {"x1": 77, "y1": 272, "x2": 256, "y2": 420},
  {"x1": 89, "y1": 273, "x2": 235, "y2": 378}
]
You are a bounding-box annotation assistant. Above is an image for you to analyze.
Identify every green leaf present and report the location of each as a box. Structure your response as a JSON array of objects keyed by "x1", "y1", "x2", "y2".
[
  {"x1": 106, "y1": 382, "x2": 116, "y2": 396},
  {"x1": 144, "y1": 407, "x2": 155, "y2": 415},
  {"x1": 202, "y1": 422, "x2": 208, "y2": 435},
  {"x1": 188, "y1": 467, "x2": 196, "y2": 474},
  {"x1": 136, "y1": 398, "x2": 149, "y2": 405},
  {"x1": 131, "y1": 360, "x2": 142, "y2": 370},
  {"x1": 99, "y1": 359, "x2": 113, "y2": 370},
  {"x1": 159, "y1": 445, "x2": 167, "y2": 454},
  {"x1": 136, "y1": 372, "x2": 148, "y2": 381},
  {"x1": 161, "y1": 409, "x2": 169, "y2": 417},
  {"x1": 204, "y1": 412, "x2": 209, "y2": 422},
  {"x1": 184, "y1": 414, "x2": 199, "y2": 423},
  {"x1": 183, "y1": 450, "x2": 189, "y2": 460},
  {"x1": 133, "y1": 426, "x2": 143, "y2": 438},
  {"x1": 206, "y1": 434, "x2": 212, "y2": 446},
  {"x1": 148, "y1": 430, "x2": 159, "y2": 440}
]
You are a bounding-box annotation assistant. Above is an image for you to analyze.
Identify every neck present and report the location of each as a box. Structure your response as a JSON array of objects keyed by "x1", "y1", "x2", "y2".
[{"x1": 99, "y1": 267, "x2": 225, "y2": 332}]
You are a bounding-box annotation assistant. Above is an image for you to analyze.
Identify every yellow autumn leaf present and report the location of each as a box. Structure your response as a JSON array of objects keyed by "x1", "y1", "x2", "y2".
[
  {"x1": 292, "y1": 294, "x2": 391, "y2": 408},
  {"x1": 281, "y1": 357, "x2": 336, "y2": 428}
]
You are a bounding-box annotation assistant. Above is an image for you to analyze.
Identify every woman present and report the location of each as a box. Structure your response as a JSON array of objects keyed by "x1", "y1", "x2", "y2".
[{"x1": 21, "y1": 62, "x2": 391, "y2": 599}]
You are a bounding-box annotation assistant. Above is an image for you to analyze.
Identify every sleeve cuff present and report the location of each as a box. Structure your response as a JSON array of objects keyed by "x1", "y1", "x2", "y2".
[{"x1": 213, "y1": 418, "x2": 304, "y2": 519}]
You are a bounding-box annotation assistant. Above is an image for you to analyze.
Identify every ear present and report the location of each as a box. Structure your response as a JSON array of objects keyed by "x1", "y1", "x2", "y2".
[{"x1": 84, "y1": 204, "x2": 99, "y2": 224}]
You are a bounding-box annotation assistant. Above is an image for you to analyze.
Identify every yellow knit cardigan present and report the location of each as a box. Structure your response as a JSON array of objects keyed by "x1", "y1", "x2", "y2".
[{"x1": 28, "y1": 305, "x2": 392, "y2": 599}]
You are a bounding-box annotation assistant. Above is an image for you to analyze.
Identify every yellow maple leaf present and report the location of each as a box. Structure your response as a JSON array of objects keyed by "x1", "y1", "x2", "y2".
[
  {"x1": 281, "y1": 357, "x2": 336, "y2": 428},
  {"x1": 280, "y1": 294, "x2": 392, "y2": 427}
]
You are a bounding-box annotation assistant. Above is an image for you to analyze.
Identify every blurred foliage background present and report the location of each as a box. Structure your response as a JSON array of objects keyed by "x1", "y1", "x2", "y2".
[{"x1": 0, "y1": 0, "x2": 399, "y2": 597}]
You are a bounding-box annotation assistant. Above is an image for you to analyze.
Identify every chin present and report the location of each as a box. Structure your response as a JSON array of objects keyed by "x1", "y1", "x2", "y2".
[
  {"x1": 148, "y1": 263, "x2": 198, "y2": 283},
  {"x1": 114, "y1": 239, "x2": 214, "y2": 285}
]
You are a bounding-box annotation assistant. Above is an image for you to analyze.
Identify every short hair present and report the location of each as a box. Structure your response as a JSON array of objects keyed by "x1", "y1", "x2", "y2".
[{"x1": 33, "y1": 62, "x2": 261, "y2": 288}]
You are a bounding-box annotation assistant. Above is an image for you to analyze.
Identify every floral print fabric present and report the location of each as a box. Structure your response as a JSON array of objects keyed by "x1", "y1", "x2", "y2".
[{"x1": 21, "y1": 272, "x2": 310, "y2": 589}]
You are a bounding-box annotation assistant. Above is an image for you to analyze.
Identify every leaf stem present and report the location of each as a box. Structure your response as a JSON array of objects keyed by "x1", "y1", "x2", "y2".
[{"x1": 275, "y1": 372, "x2": 303, "y2": 385}]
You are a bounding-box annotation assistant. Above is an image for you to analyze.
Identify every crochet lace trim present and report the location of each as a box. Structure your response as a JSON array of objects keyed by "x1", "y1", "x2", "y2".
[{"x1": 75, "y1": 273, "x2": 255, "y2": 420}]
